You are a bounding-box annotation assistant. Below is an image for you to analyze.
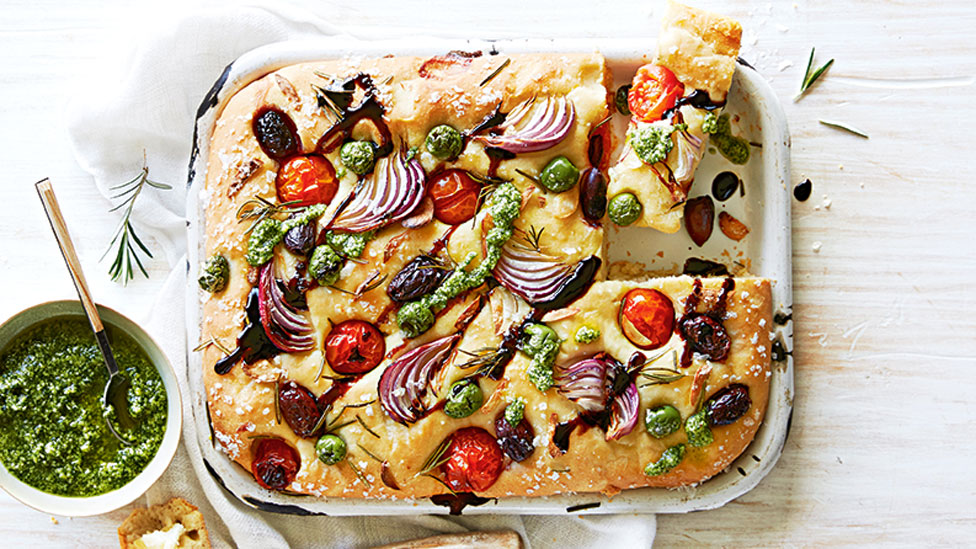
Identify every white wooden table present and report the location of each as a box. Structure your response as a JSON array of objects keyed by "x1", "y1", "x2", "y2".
[{"x1": 2, "y1": 0, "x2": 974, "y2": 546}]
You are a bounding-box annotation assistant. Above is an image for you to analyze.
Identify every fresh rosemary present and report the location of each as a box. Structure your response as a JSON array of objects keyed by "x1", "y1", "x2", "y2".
[
  {"x1": 819, "y1": 119, "x2": 869, "y2": 139},
  {"x1": 794, "y1": 47, "x2": 834, "y2": 101},
  {"x1": 480, "y1": 58, "x2": 511, "y2": 87},
  {"x1": 102, "y1": 162, "x2": 171, "y2": 284},
  {"x1": 346, "y1": 459, "x2": 372, "y2": 488},
  {"x1": 357, "y1": 444, "x2": 384, "y2": 463},
  {"x1": 415, "y1": 438, "x2": 452, "y2": 478},
  {"x1": 515, "y1": 225, "x2": 545, "y2": 252},
  {"x1": 191, "y1": 336, "x2": 232, "y2": 355},
  {"x1": 236, "y1": 196, "x2": 303, "y2": 233},
  {"x1": 356, "y1": 414, "x2": 380, "y2": 438},
  {"x1": 458, "y1": 346, "x2": 508, "y2": 377}
]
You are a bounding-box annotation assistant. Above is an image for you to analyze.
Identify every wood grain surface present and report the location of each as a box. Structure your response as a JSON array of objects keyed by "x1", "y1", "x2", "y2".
[{"x1": 1, "y1": 0, "x2": 974, "y2": 547}]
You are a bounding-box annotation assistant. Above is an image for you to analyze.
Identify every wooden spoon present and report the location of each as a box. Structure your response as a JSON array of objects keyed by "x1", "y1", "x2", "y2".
[{"x1": 35, "y1": 178, "x2": 136, "y2": 445}]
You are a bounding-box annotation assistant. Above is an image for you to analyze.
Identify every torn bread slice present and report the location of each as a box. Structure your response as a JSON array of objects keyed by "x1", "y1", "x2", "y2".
[
  {"x1": 118, "y1": 497, "x2": 211, "y2": 549},
  {"x1": 607, "y1": 0, "x2": 742, "y2": 233}
]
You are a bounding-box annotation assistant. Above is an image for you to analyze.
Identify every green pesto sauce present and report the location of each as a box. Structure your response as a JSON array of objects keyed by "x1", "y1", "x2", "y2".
[
  {"x1": 504, "y1": 397, "x2": 525, "y2": 427},
  {"x1": 711, "y1": 113, "x2": 750, "y2": 165},
  {"x1": 324, "y1": 229, "x2": 375, "y2": 259},
  {"x1": 644, "y1": 443, "x2": 685, "y2": 476},
  {"x1": 0, "y1": 317, "x2": 166, "y2": 497},
  {"x1": 574, "y1": 325, "x2": 600, "y2": 344},
  {"x1": 246, "y1": 204, "x2": 327, "y2": 266},
  {"x1": 396, "y1": 183, "x2": 522, "y2": 338},
  {"x1": 628, "y1": 122, "x2": 686, "y2": 166},
  {"x1": 519, "y1": 323, "x2": 560, "y2": 392}
]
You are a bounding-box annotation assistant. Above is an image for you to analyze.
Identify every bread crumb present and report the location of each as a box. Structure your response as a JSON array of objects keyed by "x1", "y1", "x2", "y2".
[{"x1": 812, "y1": 241, "x2": 822, "y2": 253}]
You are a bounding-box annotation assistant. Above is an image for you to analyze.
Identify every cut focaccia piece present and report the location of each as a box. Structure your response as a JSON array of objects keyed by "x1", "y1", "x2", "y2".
[{"x1": 607, "y1": 0, "x2": 742, "y2": 233}]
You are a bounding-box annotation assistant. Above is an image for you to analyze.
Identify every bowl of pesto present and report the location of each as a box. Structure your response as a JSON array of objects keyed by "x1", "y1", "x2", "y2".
[{"x1": 0, "y1": 300, "x2": 181, "y2": 516}]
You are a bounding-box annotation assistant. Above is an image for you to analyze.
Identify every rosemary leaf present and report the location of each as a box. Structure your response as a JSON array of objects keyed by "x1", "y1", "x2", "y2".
[
  {"x1": 102, "y1": 160, "x2": 168, "y2": 285},
  {"x1": 273, "y1": 377, "x2": 282, "y2": 425},
  {"x1": 480, "y1": 58, "x2": 511, "y2": 87},
  {"x1": 424, "y1": 473, "x2": 457, "y2": 495},
  {"x1": 356, "y1": 414, "x2": 380, "y2": 438},
  {"x1": 416, "y1": 438, "x2": 452, "y2": 478},
  {"x1": 794, "y1": 47, "x2": 834, "y2": 101},
  {"x1": 357, "y1": 444, "x2": 384, "y2": 463},
  {"x1": 346, "y1": 460, "x2": 372, "y2": 488},
  {"x1": 818, "y1": 119, "x2": 869, "y2": 139}
]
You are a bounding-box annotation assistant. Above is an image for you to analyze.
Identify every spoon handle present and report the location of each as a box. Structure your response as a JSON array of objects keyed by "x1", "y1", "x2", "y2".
[{"x1": 35, "y1": 178, "x2": 120, "y2": 376}]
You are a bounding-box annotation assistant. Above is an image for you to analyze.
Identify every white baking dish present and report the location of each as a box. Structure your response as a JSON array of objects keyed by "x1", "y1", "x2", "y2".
[{"x1": 185, "y1": 37, "x2": 793, "y2": 516}]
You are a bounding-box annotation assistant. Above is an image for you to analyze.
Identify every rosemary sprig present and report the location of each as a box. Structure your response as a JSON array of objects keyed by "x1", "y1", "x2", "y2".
[
  {"x1": 588, "y1": 114, "x2": 612, "y2": 137},
  {"x1": 357, "y1": 443, "x2": 384, "y2": 463},
  {"x1": 457, "y1": 346, "x2": 507, "y2": 377},
  {"x1": 346, "y1": 459, "x2": 372, "y2": 488},
  {"x1": 480, "y1": 58, "x2": 511, "y2": 87},
  {"x1": 515, "y1": 225, "x2": 545, "y2": 252},
  {"x1": 236, "y1": 196, "x2": 303, "y2": 233},
  {"x1": 191, "y1": 335, "x2": 232, "y2": 355},
  {"x1": 415, "y1": 438, "x2": 452, "y2": 478},
  {"x1": 515, "y1": 168, "x2": 541, "y2": 184},
  {"x1": 273, "y1": 377, "x2": 282, "y2": 424},
  {"x1": 356, "y1": 414, "x2": 380, "y2": 438},
  {"x1": 102, "y1": 162, "x2": 171, "y2": 284},
  {"x1": 819, "y1": 120, "x2": 869, "y2": 139},
  {"x1": 794, "y1": 47, "x2": 834, "y2": 101},
  {"x1": 424, "y1": 473, "x2": 457, "y2": 496}
]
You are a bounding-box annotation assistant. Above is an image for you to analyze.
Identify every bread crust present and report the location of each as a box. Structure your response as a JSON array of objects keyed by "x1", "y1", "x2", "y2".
[{"x1": 199, "y1": 47, "x2": 770, "y2": 501}]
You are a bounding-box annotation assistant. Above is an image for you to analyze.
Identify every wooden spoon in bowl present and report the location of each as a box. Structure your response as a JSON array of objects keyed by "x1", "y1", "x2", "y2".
[{"x1": 35, "y1": 178, "x2": 136, "y2": 445}]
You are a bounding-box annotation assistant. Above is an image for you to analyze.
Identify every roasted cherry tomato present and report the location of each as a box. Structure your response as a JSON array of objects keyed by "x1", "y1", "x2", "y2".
[
  {"x1": 441, "y1": 427, "x2": 504, "y2": 493},
  {"x1": 427, "y1": 169, "x2": 481, "y2": 225},
  {"x1": 619, "y1": 288, "x2": 675, "y2": 350},
  {"x1": 276, "y1": 154, "x2": 339, "y2": 206},
  {"x1": 325, "y1": 319, "x2": 386, "y2": 375},
  {"x1": 251, "y1": 438, "x2": 300, "y2": 491},
  {"x1": 627, "y1": 65, "x2": 684, "y2": 123}
]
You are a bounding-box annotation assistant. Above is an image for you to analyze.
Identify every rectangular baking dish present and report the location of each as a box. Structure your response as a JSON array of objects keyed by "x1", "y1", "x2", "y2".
[{"x1": 185, "y1": 37, "x2": 793, "y2": 516}]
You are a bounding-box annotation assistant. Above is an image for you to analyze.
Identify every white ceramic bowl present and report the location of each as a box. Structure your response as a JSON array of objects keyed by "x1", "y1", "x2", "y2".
[{"x1": 0, "y1": 300, "x2": 182, "y2": 516}]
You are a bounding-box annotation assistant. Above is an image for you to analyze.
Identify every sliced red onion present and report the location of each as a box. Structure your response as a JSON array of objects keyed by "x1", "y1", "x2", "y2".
[
  {"x1": 672, "y1": 128, "x2": 704, "y2": 185},
  {"x1": 554, "y1": 356, "x2": 611, "y2": 413},
  {"x1": 378, "y1": 334, "x2": 459, "y2": 424},
  {"x1": 606, "y1": 381, "x2": 639, "y2": 441},
  {"x1": 492, "y1": 242, "x2": 572, "y2": 305},
  {"x1": 325, "y1": 151, "x2": 427, "y2": 233},
  {"x1": 258, "y1": 263, "x2": 314, "y2": 353},
  {"x1": 474, "y1": 96, "x2": 575, "y2": 153}
]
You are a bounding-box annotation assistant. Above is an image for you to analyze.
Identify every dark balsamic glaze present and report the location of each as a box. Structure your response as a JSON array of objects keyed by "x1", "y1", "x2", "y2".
[
  {"x1": 214, "y1": 288, "x2": 281, "y2": 374},
  {"x1": 429, "y1": 493, "x2": 493, "y2": 515},
  {"x1": 682, "y1": 257, "x2": 729, "y2": 277},
  {"x1": 533, "y1": 256, "x2": 602, "y2": 312},
  {"x1": 316, "y1": 380, "x2": 353, "y2": 410},
  {"x1": 484, "y1": 147, "x2": 516, "y2": 180},
  {"x1": 468, "y1": 103, "x2": 507, "y2": 137},
  {"x1": 711, "y1": 171, "x2": 740, "y2": 202},
  {"x1": 552, "y1": 355, "x2": 633, "y2": 453},
  {"x1": 661, "y1": 89, "x2": 726, "y2": 121},
  {"x1": 793, "y1": 179, "x2": 813, "y2": 202},
  {"x1": 315, "y1": 74, "x2": 393, "y2": 159},
  {"x1": 676, "y1": 277, "x2": 735, "y2": 368}
]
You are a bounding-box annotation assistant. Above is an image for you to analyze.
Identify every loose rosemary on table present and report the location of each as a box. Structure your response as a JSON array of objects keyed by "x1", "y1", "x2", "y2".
[
  {"x1": 794, "y1": 47, "x2": 834, "y2": 102},
  {"x1": 819, "y1": 119, "x2": 869, "y2": 139},
  {"x1": 102, "y1": 159, "x2": 171, "y2": 284}
]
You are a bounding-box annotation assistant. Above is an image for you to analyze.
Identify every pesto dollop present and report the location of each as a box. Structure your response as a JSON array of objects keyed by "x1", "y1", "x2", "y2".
[
  {"x1": 644, "y1": 443, "x2": 685, "y2": 476},
  {"x1": 574, "y1": 325, "x2": 600, "y2": 344},
  {"x1": 0, "y1": 318, "x2": 167, "y2": 496},
  {"x1": 711, "y1": 114, "x2": 750, "y2": 165},
  {"x1": 396, "y1": 183, "x2": 521, "y2": 338},
  {"x1": 685, "y1": 408, "x2": 714, "y2": 447},
  {"x1": 198, "y1": 254, "x2": 229, "y2": 293},
  {"x1": 324, "y1": 229, "x2": 375, "y2": 259},
  {"x1": 519, "y1": 323, "x2": 560, "y2": 392},
  {"x1": 504, "y1": 397, "x2": 526, "y2": 427},
  {"x1": 628, "y1": 122, "x2": 686, "y2": 165}
]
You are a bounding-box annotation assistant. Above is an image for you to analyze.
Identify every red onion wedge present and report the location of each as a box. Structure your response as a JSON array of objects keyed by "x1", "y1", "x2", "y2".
[
  {"x1": 606, "y1": 381, "x2": 639, "y2": 441},
  {"x1": 474, "y1": 96, "x2": 576, "y2": 154},
  {"x1": 325, "y1": 150, "x2": 427, "y2": 233},
  {"x1": 379, "y1": 334, "x2": 460, "y2": 424},
  {"x1": 554, "y1": 356, "x2": 612, "y2": 413},
  {"x1": 493, "y1": 242, "x2": 600, "y2": 311},
  {"x1": 257, "y1": 263, "x2": 314, "y2": 353}
]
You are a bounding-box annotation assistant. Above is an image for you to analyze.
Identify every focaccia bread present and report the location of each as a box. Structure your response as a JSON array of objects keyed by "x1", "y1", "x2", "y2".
[
  {"x1": 196, "y1": 2, "x2": 770, "y2": 506},
  {"x1": 607, "y1": 0, "x2": 742, "y2": 233}
]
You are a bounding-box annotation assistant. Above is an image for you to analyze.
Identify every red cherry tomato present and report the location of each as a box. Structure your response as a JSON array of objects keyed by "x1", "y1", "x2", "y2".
[
  {"x1": 251, "y1": 438, "x2": 300, "y2": 491},
  {"x1": 619, "y1": 288, "x2": 675, "y2": 350},
  {"x1": 276, "y1": 154, "x2": 339, "y2": 206},
  {"x1": 325, "y1": 320, "x2": 386, "y2": 375},
  {"x1": 627, "y1": 65, "x2": 684, "y2": 123},
  {"x1": 428, "y1": 169, "x2": 481, "y2": 225},
  {"x1": 442, "y1": 427, "x2": 504, "y2": 493}
]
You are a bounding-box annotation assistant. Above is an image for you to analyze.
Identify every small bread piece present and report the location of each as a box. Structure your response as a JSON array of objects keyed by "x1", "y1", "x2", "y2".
[
  {"x1": 372, "y1": 530, "x2": 523, "y2": 549},
  {"x1": 118, "y1": 497, "x2": 211, "y2": 549}
]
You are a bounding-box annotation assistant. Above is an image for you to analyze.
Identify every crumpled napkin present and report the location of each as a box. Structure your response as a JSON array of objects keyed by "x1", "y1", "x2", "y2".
[{"x1": 65, "y1": 4, "x2": 656, "y2": 547}]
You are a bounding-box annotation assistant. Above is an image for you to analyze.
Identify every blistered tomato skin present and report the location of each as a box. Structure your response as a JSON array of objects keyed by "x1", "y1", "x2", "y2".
[
  {"x1": 428, "y1": 169, "x2": 481, "y2": 225},
  {"x1": 442, "y1": 427, "x2": 504, "y2": 492},
  {"x1": 628, "y1": 65, "x2": 685, "y2": 123},
  {"x1": 276, "y1": 155, "x2": 339, "y2": 206},
  {"x1": 324, "y1": 320, "x2": 386, "y2": 375},
  {"x1": 620, "y1": 288, "x2": 676, "y2": 350},
  {"x1": 251, "y1": 438, "x2": 300, "y2": 491}
]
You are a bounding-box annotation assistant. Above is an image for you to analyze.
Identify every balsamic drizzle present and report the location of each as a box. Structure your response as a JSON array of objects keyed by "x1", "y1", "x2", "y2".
[{"x1": 214, "y1": 287, "x2": 280, "y2": 374}]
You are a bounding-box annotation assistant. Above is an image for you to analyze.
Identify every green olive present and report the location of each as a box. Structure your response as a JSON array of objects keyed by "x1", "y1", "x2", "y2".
[
  {"x1": 644, "y1": 405, "x2": 681, "y2": 439},
  {"x1": 425, "y1": 125, "x2": 464, "y2": 159},
  {"x1": 444, "y1": 380, "x2": 483, "y2": 419},
  {"x1": 644, "y1": 443, "x2": 685, "y2": 476},
  {"x1": 339, "y1": 141, "x2": 376, "y2": 175},
  {"x1": 684, "y1": 409, "x2": 714, "y2": 448},
  {"x1": 309, "y1": 244, "x2": 343, "y2": 286},
  {"x1": 315, "y1": 434, "x2": 347, "y2": 465},
  {"x1": 615, "y1": 85, "x2": 631, "y2": 116},
  {"x1": 538, "y1": 156, "x2": 580, "y2": 193},
  {"x1": 608, "y1": 192, "x2": 643, "y2": 226}
]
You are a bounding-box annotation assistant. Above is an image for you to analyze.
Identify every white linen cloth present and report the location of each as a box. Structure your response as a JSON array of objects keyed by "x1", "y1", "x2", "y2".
[{"x1": 65, "y1": 4, "x2": 656, "y2": 548}]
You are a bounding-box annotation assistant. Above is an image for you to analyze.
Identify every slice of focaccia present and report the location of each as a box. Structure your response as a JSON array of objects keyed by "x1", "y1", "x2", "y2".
[{"x1": 607, "y1": 0, "x2": 742, "y2": 233}]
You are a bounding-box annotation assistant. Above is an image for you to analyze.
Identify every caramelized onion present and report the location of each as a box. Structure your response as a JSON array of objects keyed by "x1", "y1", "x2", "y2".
[
  {"x1": 606, "y1": 381, "x2": 639, "y2": 441},
  {"x1": 378, "y1": 334, "x2": 459, "y2": 424},
  {"x1": 474, "y1": 96, "x2": 575, "y2": 153},
  {"x1": 326, "y1": 151, "x2": 426, "y2": 233},
  {"x1": 257, "y1": 263, "x2": 314, "y2": 353},
  {"x1": 492, "y1": 243, "x2": 571, "y2": 304},
  {"x1": 554, "y1": 356, "x2": 611, "y2": 413}
]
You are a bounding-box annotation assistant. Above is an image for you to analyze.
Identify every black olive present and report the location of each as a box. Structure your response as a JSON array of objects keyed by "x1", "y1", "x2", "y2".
[
  {"x1": 706, "y1": 384, "x2": 751, "y2": 426},
  {"x1": 711, "y1": 171, "x2": 740, "y2": 202},
  {"x1": 579, "y1": 168, "x2": 608, "y2": 222},
  {"x1": 387, "y1": 255, "x2": 448, "y2": 302},
  {"x1": 253, "y1": 107, "x2": 300, "y2": 160},
  {"x1": 494, "y1": 411, "x2": 535, "y2": 462},
  {"x1": 283, "y1": 223, "x2": 315, "y2": 256}
]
